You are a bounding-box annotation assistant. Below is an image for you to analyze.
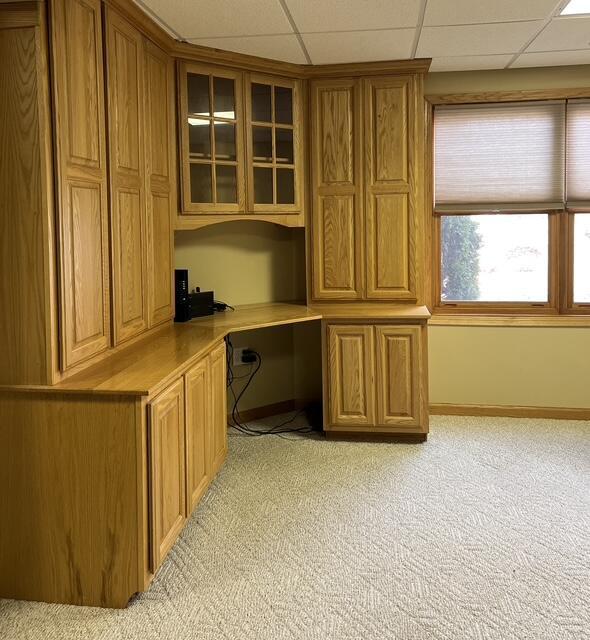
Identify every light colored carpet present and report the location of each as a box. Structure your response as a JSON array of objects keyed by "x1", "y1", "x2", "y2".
[{"x1": 1, "y1": 415, "x2": 589, "y2": 640}]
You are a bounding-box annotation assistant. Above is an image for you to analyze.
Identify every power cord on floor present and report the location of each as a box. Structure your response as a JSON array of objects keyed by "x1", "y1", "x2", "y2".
[{"x1": 225, "y1": 336, "x2": 315, "y2": 438}]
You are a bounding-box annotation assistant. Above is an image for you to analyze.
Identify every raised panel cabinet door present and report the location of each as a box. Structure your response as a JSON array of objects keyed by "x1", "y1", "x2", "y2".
[
  {"x1": 326, "y1": 325, "x2": 374, "y2": 427},
  {"x1": 375, "y1": 326, "x2": 423, "y2": 429},
  {"x1": 149, "y1": 378, "x2": 187, "y2": 572},
  {"x1": 209, "y1": 342, "x2": 228, "y2": 476},
  {"x1": 185, "y1": 358, "x2": 211, "y2": 514},
  {"x1": 144, "y1": 40, "x2": 175, "y2": 327},
  {"x1": 310, "y1": 79, "x2": 363, "y2": 300},
  {"x1": 364, "y1": 75, "x2": 420, "y2": 301},
  {"x1": 51, "y1": 0, "x2": 111, "y2": 369},
  {"x1": 105, "y1": 9, "x2": 148, "y2": 344}
]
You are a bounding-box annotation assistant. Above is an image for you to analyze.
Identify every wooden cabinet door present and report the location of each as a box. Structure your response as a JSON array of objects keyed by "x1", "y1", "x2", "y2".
[
  {"x1": 375, "y1": 326, "x2": 423, "y2": 428},
  {"x1": 364, "y1": 76, "x2": 419, "y2": 301},
  {"x1": 310, "y1": 79, "x2": 363, "y2": 300},
  {"x1": 209, "y1": 342, "x2": 227, "y2": 476},
  {"x1": 149, "y1": 378, "x2": 187, "y2": 571},
  {"x1": 245, "y1": 74, "x2": 304, "y2": 214},
  {"x1": 51, "y1": 0, "x2": 111, "y2": 368},
  {"x1": 144, "y1": 39, "x2": 175, "y2": 328},
  {"x1": 185, "y1": 358, "x2": 211, "y2": 514},
  {"x1": 325, "y1": 324, "x2": 374, "y2": 427},
  {"x1": 105, "y1": 9, "x2": 148, "y2": 344}
]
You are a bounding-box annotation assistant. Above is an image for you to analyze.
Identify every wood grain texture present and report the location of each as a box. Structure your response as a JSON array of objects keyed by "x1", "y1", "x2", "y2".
[
  {"x1": 209, "y1": 341, "x2": 228, "y2": 476},
  {"x1": 0, "y1": 6, "x2": 57, "y2": 385},
  {"x1": 375, "y1": 325, "x2": 422, "y2": 428},
  {"x1": 310, "y1": 79, "x2": 363, "y2": 300},
  {"x1": 185, "y1": 357, "x2": 211, "y2": 513},
  {"x1": 149, "y1": 378, "x2": 187, "y2": 571},
  {"x1": 144, "y1": 39, "x2": 175, "y2": 327},
  {"x1": 425, "y1": 87, "x2": 590, "y2": 106},
  {"x1": 0, "y1": 391, "x2": 142, "y2": 607},
  {"x1": 326, "y1": 324, "x2": 374, "y2": 427},
  {"x1": 105, "y1": 8, "x2": 148, "y2": 345},
  {"x1": 429, "y1": 403, "x2": 590, "y2": 421},
  {"x1": 311, "y1": 304, "x2": 430, "y2": 321}
]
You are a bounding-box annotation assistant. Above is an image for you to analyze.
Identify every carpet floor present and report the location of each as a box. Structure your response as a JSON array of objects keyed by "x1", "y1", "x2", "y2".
[{"x1": 1, "y1": 415, "x2": 589, "y2": 640}]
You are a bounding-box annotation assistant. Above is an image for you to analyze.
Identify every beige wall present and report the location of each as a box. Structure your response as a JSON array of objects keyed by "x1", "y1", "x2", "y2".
[{"x1": 427, "y1": 64, "x2": 590, "y2": 409}]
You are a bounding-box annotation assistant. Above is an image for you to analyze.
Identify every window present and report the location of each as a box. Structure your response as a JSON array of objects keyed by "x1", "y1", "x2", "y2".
[{"x1": 432, "y1": 97, "x2": 590, "y2": 314}]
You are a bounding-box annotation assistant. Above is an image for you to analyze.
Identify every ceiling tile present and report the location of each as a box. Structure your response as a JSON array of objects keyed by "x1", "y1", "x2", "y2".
[
  {"x1": 302, "y1": 28, "x2": 415, "y2": 64},
  {"x1": 424, "y1": 0, "x2": 561, "y2": 26},
  {"x1": 286, "y1": 0, "x2": 422, "y2": 32},
  {"x1": 188, "y1": 34, "x2": 308, "y2": 63},
  {"x1": 527, "y1": 16, "x2": 590, "y2": 51},
  {"x1": 417, "y1": 21, "x2": 544, "y2": 57},
  {"x1": 140, "y1": 0, "x2": 293, "y2": 38},
  {"x1": 430, "y1": 54, "x2": 513, "y2": 72},
  {"x1": 513, "y1": 48, "x2": 590, "y2": 67}
]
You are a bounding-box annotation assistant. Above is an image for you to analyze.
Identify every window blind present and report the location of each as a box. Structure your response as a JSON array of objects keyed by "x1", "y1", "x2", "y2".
[
  {"x1": 434, "y1": 101, "x2": 566, "y2": 212},
  {"x1": 566, "y1": 99, "x2": 590, "y2": 208}
]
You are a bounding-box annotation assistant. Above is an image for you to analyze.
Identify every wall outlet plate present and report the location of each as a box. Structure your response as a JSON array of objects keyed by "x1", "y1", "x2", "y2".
[{"x1": 233, "y1": 347, "x2": 248, "y2": 367}]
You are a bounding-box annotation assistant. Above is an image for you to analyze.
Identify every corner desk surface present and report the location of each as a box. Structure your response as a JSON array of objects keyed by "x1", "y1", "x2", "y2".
[{"x1": 3, "y1": 302, "x2": 430, "y2": 397}]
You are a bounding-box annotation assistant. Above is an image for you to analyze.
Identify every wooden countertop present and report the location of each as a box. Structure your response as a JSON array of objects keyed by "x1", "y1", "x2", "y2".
[{"x1": 1, "y1": 302, "x2": 430, "y2": 397}]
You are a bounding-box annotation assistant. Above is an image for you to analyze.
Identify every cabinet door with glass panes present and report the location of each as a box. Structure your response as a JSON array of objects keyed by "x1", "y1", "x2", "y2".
[
  {"x1": 245, "y1": 74, "x2": 303, "y2": 214},
  {"x1": 179, "y1": 63, "x2": 245, "y2": 213}
]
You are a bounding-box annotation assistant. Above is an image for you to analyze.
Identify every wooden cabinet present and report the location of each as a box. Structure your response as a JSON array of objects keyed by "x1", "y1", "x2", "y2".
[
  {"x1": 310, "y1": 79, "x2": 363, "y2": 299},
  {"x1": 144, "y1": 40, "x2": 175, "y2": 327},
  {"x1": 185, "y1": 358, "x2": 211, "y2": 513},
  {"x1": 310, "y1": 74, "x2": 424, "y2": 303},
  {"x1": 149, "y1": 378, "x2": 187, "y2": 570},
  {"x1": 51, "y1": 0, "x2": 111, "y2": 369},
  {"x1": 324, "y1": 322, "x2": 427, "y2": 433},
  {"x1": 177, "y1": 65, "x2": 304, "y2": 225},
  {"x1": 209, "y1": 341, "x2": 228, "y2": 475}
]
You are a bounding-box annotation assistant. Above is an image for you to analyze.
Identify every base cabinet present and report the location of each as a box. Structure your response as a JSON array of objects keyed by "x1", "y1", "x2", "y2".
[
  {"x1": 149, "y1": 341, "x2": 227, "y2": 573},
  {"x1": 324, "y1": 322, "x2": 427, "y2": 434}
]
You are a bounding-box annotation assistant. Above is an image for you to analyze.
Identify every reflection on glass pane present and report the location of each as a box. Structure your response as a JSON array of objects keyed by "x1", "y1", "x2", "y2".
[
  {"x1": 216, "y1": 165, "x2": 237, "y2": 204},
  {"x1": 190, "y1": 163, "x2": 212, "y2": 203},
  {"x1": 440, "y1": 214, "x2": 549, "y2": 302},
  {"x1": 275, "y1": 128, "x2": 293, "y2": 164},
  {"x1": 252, "y1": 83, "x2": 272, "y2": 122},
  {"x1": 254, "y1": 167, "x2": 273, "y2": 204},
  {"x1": 276, "y1": 168, "x2": 294, "y2": 204},
  {"x1": 274, "y1": 86, "x2": 293, "y2": 124},
  {"x1": 187, "y1": 73, "x2": 210, "y2": 116},
  {"x1": 213, "y1": 77, "x2": 235, "y2": 119},
  {"x1": 253, "y1": 126, "x2": 272, "y2": 162},
  {"x1": 574, "y1": 214, "x2": 590, "y2": 303},
  {"x1": 188, "y1": 118, "x2": 211, "y2": 158},
  {"x1": 214, "y1": 122, "x2": 236, "y2": 161}
]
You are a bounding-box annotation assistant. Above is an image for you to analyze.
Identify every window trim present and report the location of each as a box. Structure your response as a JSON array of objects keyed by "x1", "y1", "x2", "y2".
[{"x1": 426, "y1": 88, "x2": 590, "y2": 318}]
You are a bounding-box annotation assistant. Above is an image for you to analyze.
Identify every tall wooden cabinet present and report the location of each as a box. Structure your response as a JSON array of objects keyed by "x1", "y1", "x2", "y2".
[{"x1": 310, "y1": 74, "x2": 424, "y2": 303}]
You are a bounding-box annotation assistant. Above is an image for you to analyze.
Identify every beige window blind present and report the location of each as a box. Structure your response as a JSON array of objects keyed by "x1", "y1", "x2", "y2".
[
  {"x1": 567, "y1": 99, "x2": 590, "y2": 208},
  {"x1": 434, "y1": 101, "x2": 566, "y2": 212}
]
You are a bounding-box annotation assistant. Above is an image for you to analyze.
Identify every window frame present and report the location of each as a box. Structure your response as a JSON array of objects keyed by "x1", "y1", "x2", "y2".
[{"x1": 425, "y1": 88, "x2": 590, "y2": 319}]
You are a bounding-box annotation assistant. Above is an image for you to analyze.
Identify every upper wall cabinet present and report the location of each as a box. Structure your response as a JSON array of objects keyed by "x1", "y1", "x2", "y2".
[
  {"x1": 310, "y1": 74, "x2": 425, "y2": 304},
  {"x1": 177, "y1": 63, "x2": 304, "y2": 227}
]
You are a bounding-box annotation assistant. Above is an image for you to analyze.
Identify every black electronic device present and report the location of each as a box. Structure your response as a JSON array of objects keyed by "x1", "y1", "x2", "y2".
[
  {"x1": 174, "y1": 269, "x2": 215, "y2": 321},
  {"x1": 189, "y1": 289, "x2": 214, "y2": 318}
]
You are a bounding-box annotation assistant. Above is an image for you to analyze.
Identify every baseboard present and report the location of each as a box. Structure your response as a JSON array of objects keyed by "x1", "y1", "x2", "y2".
[
  {"x1": 325, "y1": 431, "x2": 427, "y2": 443},
  {"x1": 430, "y1": 403, "x2": 590, "y2": 421},
  {"x1": 227, "y1": 399, "x2": 297, "y2": 424}
]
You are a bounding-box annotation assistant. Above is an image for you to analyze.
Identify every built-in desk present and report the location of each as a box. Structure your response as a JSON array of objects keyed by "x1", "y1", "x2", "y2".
[{"x1": 0, "y1": 302, "x2": 429, "y2": 609}]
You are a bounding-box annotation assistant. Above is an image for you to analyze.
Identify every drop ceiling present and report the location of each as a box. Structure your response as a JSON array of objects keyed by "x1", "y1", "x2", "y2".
[{"x1": 135, "y1": 0, "x2": 590, "y2": 71}]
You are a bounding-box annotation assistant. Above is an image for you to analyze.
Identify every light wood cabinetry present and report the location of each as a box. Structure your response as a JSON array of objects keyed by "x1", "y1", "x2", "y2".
[
  {"x1": 177, "y1": 64, "x2": 304, "y2": 226},
  {"x1": 51, "y1": 0, "x2": 111, "y2": 369},
  {"x1": 209, "y1": 341, "x2": 228, "y2": 475},
  {"x1": 324, "y1": 322, "x2": 428, "y2": 434},
  {"x1": 310, "y1": 73, "x2": 425, "y2": 303},
  {"x1": 105, "y1": 9, "x2": 148, "y2": 344},
  {"x1": 310, "y1": 79, "x2": 364, "y2": 299},
  {"x1": 149, "y1": 378, "x2": 187, "y2": 570}
]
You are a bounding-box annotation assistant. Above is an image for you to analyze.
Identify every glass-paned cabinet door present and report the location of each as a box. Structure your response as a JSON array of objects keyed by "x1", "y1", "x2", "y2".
[
  {"x1": 246, "y1": 74, "x2": 302, "y2": 213},
  {"x1": 179, "y1": 63, "x2": 245, "y2": 213}
]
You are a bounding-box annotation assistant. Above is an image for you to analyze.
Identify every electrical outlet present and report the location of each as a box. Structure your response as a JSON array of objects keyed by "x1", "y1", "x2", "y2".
[{"x1": 233, "y1": 347, "x2": 248, "y2": 367}]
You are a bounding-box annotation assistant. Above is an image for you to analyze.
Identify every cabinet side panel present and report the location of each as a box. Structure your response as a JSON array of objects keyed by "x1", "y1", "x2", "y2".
[{"x1": 0, "y1": 392, "x2": 141, "y2": 607}]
